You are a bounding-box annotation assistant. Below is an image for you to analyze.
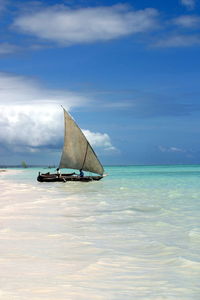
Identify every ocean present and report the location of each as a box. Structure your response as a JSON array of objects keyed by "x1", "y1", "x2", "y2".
[{"x1": 0, "y1": 165, "x2": 200, "y2": 299}]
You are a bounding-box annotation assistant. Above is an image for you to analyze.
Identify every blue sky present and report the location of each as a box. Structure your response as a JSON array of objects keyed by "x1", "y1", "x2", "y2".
[{"x1": 0, "y1": 0, "x2": 200, "y2": 166}]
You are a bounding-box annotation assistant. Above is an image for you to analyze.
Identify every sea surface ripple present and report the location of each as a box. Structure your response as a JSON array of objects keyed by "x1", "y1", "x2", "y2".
[{"x1": 0, "y1": 165, "x2": 199, "y2": 299}]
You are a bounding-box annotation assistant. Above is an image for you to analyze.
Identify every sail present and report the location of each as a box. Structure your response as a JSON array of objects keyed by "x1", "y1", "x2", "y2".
[{"x1": 59, "y1": 108, "x2": 104, "y2": 175}]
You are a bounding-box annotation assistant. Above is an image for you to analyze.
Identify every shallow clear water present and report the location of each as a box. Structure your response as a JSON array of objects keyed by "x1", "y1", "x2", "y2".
[{"x1": 0, "y1": 165, "x2": 200, "y2": 299}]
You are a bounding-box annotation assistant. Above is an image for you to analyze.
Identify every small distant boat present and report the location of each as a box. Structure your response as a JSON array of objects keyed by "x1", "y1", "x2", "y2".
[{"x1": 37, "y1": 107, "x2": 104, "y2": 182}]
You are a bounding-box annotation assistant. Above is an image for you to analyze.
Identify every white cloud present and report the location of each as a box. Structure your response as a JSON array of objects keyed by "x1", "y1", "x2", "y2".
[
  {"x1": 159, "y1": 146, "x2": 186, "y2": 153},
  {"x1": 0, "y1": 43, "x2": 21, "y2": 55},
  {"x1": 0, "y1": 43, "x2": 50, "y2": 55},
  {"x1": 12, "y1": 4, "x2": 159, "y2": 45},
  {"x1": 173, "y1": 15, "x2": 200, "y2": 28},
  {"x1": 180, "y1": 0, "x2": 195, "y2": 10},
  {"x1": 0, "y1": 72, "x2": 88, "y2": 107},
  {"x1": 0, "y1": 104, "x2": 63, "y2": 149},
  {"x1": 153, "y1": 34, "x2": 200, "y2": 47},
  {"x1": 0, "y1": 105, "x2": 115, "y2": 153},
  {"x1": 0, "y1": 73, "x2": 115, "y2": 153},
  {"x1": 83, "y1": 130, "x2": 116, "y2": 151}
]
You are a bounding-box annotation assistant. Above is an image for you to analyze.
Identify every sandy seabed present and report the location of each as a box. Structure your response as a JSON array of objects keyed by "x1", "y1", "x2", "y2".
[
  {"x1": 0, "y1": 168, "x2": 200, "y2": 300},
  {"x1": 0, "y1": 171, "x2": 122, "y2": 300}
]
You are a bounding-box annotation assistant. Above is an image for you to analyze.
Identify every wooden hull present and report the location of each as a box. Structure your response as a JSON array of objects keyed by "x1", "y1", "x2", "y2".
[{"x1": 37, "y1": 173, "x2": 103, "y2": 182}]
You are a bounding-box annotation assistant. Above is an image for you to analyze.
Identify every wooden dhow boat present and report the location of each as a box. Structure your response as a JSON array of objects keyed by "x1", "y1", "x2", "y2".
[{"x1": 37, "y1": 107, "x2": 104, "y2": 182}]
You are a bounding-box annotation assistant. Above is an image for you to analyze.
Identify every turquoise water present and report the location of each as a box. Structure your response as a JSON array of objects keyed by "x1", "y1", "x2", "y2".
[{"x1": 0, "y1": 165, "x2": 200, "y2": 299}]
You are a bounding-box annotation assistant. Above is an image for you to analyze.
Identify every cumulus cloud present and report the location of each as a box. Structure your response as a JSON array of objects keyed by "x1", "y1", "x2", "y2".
[
  {"x1": 0, "y1": 73, "x2": 115, "y2": 154},
  {"x1": 0, "y1": 105, "x2": 115, "y2": 153},
  {"x1": 82, "y1": 129, "x2": 116, "y2": 151},
  {"x1": 180, "y1": 0, "x2": 195, "y2": 10},
  {"x1": 12, "y1": 4, "x2": 159, "y2": 45},
  {"x1": 173, "y1": 15, "x2": 200, "y2": 28},
  {"x1": 0, "y1": 104, "x2": 63, "y2": 151},
  {"x1": 153, "y1": 34, "x2": 200, "y2": 47}
]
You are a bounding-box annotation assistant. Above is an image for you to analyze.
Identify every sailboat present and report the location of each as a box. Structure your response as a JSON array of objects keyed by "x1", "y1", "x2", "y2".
[{"x1": 37, "y1": 107, "x2": 104, "y2": 182}]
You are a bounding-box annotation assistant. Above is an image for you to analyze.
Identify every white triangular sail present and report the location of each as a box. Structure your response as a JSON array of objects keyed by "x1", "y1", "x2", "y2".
[{"x1": 59, "y1": 108, "x2": 104, "y2": 175}]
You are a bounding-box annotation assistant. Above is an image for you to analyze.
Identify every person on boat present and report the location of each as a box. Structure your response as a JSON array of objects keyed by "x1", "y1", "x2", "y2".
[
  {"x1": 79, "y1": 169, "x2": 84, "y2": 177},
  {"x1": 56, "y1": 168, "x2": 61, "y2": 178}
]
